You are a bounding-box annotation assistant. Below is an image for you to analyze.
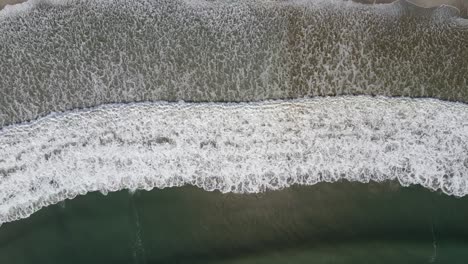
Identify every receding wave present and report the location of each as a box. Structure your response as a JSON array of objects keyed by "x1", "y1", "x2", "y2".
[
  {"x1": 0, "y1": 96, "x2": 467, "y2": 225},
  {"x1": 0, "y1": 0, "x2": 467, "y2": 127}
]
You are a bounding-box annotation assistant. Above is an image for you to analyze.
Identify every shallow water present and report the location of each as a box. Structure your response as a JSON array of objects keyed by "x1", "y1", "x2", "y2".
[
  {"x1": 1, "y1": 182, "x2": 468, "y2": 263},
  {"x1": 0, "y1": 0, "x2": 467, "y2": 127}
]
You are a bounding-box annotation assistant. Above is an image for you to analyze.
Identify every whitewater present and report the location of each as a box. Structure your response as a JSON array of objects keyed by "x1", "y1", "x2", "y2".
[{"x1": 0, "y1": 96, "x2": 467, "y2": 225}]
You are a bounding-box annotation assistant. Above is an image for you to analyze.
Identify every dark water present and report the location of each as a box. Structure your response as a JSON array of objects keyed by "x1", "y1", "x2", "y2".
[{"x1": 1, "y1": 182, "x2": 468, "y2": 263}]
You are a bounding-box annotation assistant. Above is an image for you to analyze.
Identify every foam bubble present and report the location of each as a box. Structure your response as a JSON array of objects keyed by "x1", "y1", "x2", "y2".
[{"x1": 0, "y1": 96, "x2": 467, "y2": 225}]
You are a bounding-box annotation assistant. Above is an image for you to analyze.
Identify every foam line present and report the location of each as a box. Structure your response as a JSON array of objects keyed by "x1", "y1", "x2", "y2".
[{"x1": 0, "y1": 96, "x2": 467, "y2": 225}]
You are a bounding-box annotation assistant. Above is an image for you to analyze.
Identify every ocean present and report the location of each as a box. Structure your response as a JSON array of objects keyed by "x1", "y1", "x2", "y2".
[
  {"x1": 0, "y1": 0, "x2": 467, "y2": 263},
  {"x1": 2, "y1": 183, "x2": 468, "y2": 263}
]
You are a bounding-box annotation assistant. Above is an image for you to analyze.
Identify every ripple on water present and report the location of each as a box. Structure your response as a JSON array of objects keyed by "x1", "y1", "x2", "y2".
[{"x1": 0, "y1": 0, "x2": 467, "y2": 127}]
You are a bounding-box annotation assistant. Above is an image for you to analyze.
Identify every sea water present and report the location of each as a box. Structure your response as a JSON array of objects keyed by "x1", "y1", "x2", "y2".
[{"x1": 0, "y1": 0, "x2": 467, "y2": 263}]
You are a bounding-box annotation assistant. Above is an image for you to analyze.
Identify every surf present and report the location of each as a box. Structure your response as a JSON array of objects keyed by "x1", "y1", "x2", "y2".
[{"x1": 1, "y1": 96, "x2": 467, "y2": 225}]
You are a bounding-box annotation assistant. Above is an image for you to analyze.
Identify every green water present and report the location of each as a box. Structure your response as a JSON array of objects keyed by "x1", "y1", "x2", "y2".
[{"x1": 1, "y1": 181, "x2": 468, "y2": 263}]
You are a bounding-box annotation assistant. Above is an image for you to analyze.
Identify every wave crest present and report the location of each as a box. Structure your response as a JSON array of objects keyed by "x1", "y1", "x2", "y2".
[{"x1": 0, "y1": 96, "x2": 467, "y2": 225}]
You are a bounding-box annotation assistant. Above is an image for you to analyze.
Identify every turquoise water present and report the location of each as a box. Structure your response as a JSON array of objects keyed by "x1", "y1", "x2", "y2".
[{"x1": 1, "y1": 182, "x2": 468, "y2": 263}]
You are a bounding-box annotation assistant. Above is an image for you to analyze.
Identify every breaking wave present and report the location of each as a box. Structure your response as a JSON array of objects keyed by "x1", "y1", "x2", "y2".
[{"x1": 0, "y1": 96, "x2": 467, "y2": 225}]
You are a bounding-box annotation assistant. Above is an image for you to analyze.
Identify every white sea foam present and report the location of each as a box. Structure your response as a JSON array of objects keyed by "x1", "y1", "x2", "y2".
[{"x1": 0, "y1": 96, "x2": 467, "y2": 225}]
